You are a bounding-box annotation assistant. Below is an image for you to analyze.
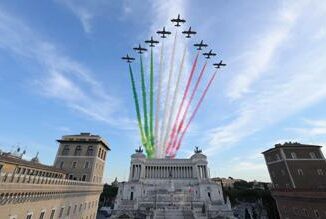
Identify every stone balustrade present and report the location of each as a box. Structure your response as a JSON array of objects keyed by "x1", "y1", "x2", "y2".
[
  {"x1": 0, "y1": 172, "x2": 99, "y2": 186},
  {"x1": 0, "y1": 172, "x2": 103, "y2": 206}
]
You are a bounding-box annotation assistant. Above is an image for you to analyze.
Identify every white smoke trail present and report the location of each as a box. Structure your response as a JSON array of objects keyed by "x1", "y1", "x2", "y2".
[
  {"x1": 159, "y1": 31, "x2": 177, "y2": 156},
  {"x1": 154, "y1": 39, "x2": 165, "y2": 158},
  {"x1": 162, "y1": 44, "x2": 187, "y2": 155}
]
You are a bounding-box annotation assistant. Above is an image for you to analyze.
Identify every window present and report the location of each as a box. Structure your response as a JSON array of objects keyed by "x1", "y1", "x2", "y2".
[
  {"x1": 74, "y1": 146, "x2": 82, "y2": 156},
  {"x1": 60, "y1": 161, "x2": 64, "y2": 169},
  {"x1": 314, "y1": 209, "x2": 320, "y2": 218},
  {"x1": 310, "y1": 152, "x2": 317, "y2": 159},
  {"x1": 103, "y1": 151, "x2": 106, "y2": 160},
  {"x1": 85, "y1": 161, "x2": 89, "y2": 169},
  {"x1": 275, "y1": 154, "x2": 280, "y2": 160},
  {"x1": 39, "y1": 211, "x2": 45, "y2": 219},
  {"x1": 62, "y1": 145, "x2": 70, "y2": 155},
  {"x1": 98, "y1": 148, "x2": 102, "y2": 157},
  {"x1": 82, "y1": 175, "x2": 87, "y2": 181},
  {"x1": 73, "y1": 205, "x2": 77, "y2": 214},
  {"x1": 130, "y1": 191, "x2": 134, "y2": 200},
  {"x1": 291, "y1": 152, "x2": 297, "y2": 159},
  {"x1": 317, "y1": 169, "x2": 324, "y2": 175},
  {"x1": 69, "y1": 174, "x2": 73, "y2": 180},
  {"x1": 298, "y1": 169, "x2": 304, "y2": 176},
  {"x1": 59, "y1": 207, "x2": 64, "y2": 218},
  {"x1": 88, "y1": 202, "x2": 91, "y2": 209},
  {"x1": 26, "y1": 213, "x2": 33, "y2": 219},
  {"x1": 72, "y1": 161, "x2": 77, "y2": 168},
  {"x1": 50, "y1": 209, "x2": 55, "y2": 219},
  {"x1": 66, "y1": 206, "x2": 71, "y2": 216},
  {"x1": 86, "y1": 146, "x2": 94, "y2": 156},
  {"x1": 281, "y1": 169, "x2": 286, "y2": 176},
  {"x1": 101, "y1": 150, "x2": 104, "y2": 159},
  {"x1": 79, "y1": 204, "x2": 82, "y2": 212},
  {"x1": 271, "y1": 171, "x2": 276, "y2": 177}
]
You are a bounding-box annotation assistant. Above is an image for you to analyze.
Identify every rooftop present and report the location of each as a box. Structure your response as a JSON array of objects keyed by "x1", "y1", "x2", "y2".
[
  {"x1": 57, "y1": 132, "x2": 110, "y2": 150},
  {"x1": 262, "y1": 142, "x2": 322, "y2": 154},
  {"x1": 0, "y1": 152, "x2": 66, "y2": 174}
]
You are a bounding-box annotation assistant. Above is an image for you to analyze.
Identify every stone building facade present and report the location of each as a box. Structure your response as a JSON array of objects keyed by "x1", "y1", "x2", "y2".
[
  {"x1": 0, "y1": 132, "x2": 110, "y2": 219},
  {"x1": 112, "y1": 147, "x2": 234, "y2": 219},
  {"x1": 262, "y1": 142, "x2": 326, "y2": 219}
]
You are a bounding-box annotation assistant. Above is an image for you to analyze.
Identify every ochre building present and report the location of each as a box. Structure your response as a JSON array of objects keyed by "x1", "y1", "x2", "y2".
[{"x1": 0, "y1": 133, "x2": 110, "y2": 219}]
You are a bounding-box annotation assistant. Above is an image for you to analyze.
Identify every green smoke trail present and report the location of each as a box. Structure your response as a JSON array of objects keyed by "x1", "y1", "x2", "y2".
[
  {"x1": 128, "y1": 64, "x2": 147, "y2": 152},
  {"x1": 149, "y1": 47, "x2": 154, "y2": 151},
  {"x1": 139, "y1": 55, "x2": 153, "y2": 157}
]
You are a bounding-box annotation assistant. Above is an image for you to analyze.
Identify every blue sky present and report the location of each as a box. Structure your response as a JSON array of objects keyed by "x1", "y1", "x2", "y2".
[{"x1": 1, "y1": 0, "x2": 326, "y2": 183}]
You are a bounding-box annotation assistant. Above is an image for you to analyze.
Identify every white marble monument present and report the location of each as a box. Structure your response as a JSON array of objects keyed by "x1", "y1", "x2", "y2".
[{"x1": 112, "y1": 147, "x2": 234, "y2": 219}]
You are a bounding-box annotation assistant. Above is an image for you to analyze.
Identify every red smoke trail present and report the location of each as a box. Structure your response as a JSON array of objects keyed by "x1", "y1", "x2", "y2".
[
  {"x1": 168, "y1": 60, "x2": 207, "y2": 155},
  {"x1": 165, "y1": 52, "x2": 199, "y2": 155},
  {"x1": 171, "y1": 70, "x2": 218, "y2": 157}
]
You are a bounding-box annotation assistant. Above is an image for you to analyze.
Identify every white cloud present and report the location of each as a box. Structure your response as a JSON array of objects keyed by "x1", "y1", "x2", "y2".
[
  {"x1": 288, "y1": 119, "x2": 326, "y2": 136},
  {"x1": 0, "y1": 8, "x2": 134, "y2": 129},
  {"x1": 206, "y1": 56, "x2": 326, "y2": 154},
  {"x1": 214, "y1": 149, "x2": 270, "y2": 182},
  {"x1": 55, "y1": 0, "x2": 104, "y2": 33},
  {"x1": 314, "y1": 27, "x2": 326, "y2": 40},
  {"x1": 204, "y1": 1, "x2": 326, "y2": 155},
  {"x1": 227, "y1": 1, "x2": 307, "y2": 100},
  {"x1": 55, "y1": 0, "x2": 136, "y2": 33}
]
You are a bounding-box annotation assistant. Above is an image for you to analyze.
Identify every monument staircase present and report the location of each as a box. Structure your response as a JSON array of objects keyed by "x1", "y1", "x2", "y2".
[{"x1": 154, "y1": 209, "x2": 195, "y2": 219}]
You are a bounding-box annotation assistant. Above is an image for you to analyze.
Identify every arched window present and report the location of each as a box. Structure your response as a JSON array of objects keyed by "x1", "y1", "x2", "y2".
[
  {"x1": 86, "y1": 146, "x2": 94, "y2": 156},
  {"x1": 74, "y1": 146, "x2": 82, "y2": 156},
  {"x1": 82, "y1": 175, "x2": 87, "y2": 181},
  {"x1": 309, "y1": 152, "x2": 317, "y2": 159},
  {"x1": 62, "y1": 145, "x2": 70, "y2": 155}
]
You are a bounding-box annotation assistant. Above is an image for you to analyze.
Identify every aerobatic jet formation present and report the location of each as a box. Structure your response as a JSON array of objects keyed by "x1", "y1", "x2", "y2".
[
  {"x1": 121, "y1": 54, "x2": 135, "y2": 63},
  {"x1": 194, "y1": 40, "x2": 208, "y2": 50},
  {"x1": 203, "y1": 49, "x2": 217, "y2": 59},
  {"x1": 213, "y1": 60, "x2": 226, "y2": 68},
  {"x1": 156, "y1": 27, "x2": 171, "y2": 38},
  {"x1": 145, "y1": 37, "x2": 159, "y2": 47},
  {"x1": 133, "y1": 44, "x2": 147, "y2": 54},
  {"x1": 171, "y1": 14, "x2": 186, "y2": 27},
  {"x1": 122, "y1": 14, "x2": 226, "y2": 158},
  {"x1": 182, "y1": 26, "x2": 197, "y2": 38}
]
